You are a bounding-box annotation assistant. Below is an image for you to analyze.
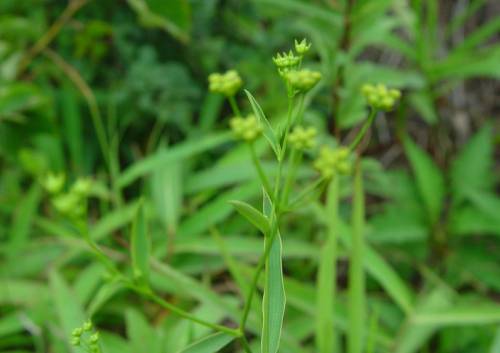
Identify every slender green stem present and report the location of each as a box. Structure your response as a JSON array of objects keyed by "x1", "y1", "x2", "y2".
[
  {"x1": 228, "y1": 95, "x2": 242, "y2": 116},
  {"x1": 348, "y1": 108, "x2": 377, "y2": 151},
  {"x1": 316, "y1": 177, "x2": 339, "y2": 353},
  {"x1": 248, "y1": 143, "x2": 273, "y2": 197},
  {"x1": 348, "y1": 159, "x2": 366, "y2": 353},
  {"x1": 240, "y1": 335, "x2": 253, "y2": 353},
  {"x1": 287, "y1": 177, "x2": 327, "y2": 211},
  {"x1": 280, "y1": 148, "x2": 302, "y2": 208},
  {"x1": 135, "y1": 285, "x2": 241, "y2": 337},
  {"x1": 239, "y1": 219, "x2": 279, "y2": 330}
]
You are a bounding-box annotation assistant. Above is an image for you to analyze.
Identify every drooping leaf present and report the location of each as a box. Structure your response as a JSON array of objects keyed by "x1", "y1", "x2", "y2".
[
  {"x1": 177, "y1": 332, "x2": 235, "y2": 353},
  {"x1": 229, "y1": 200, "x2": 270, "y2": 235}
]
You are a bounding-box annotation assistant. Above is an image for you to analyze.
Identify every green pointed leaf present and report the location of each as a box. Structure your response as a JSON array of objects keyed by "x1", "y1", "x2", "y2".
[
  {"x1": 261, "y1": 230, "x2": 286, "y2": 353},
  {"x1": 177, "y1": 332, "x2": 235, "y2": 353},
  {"x1": 244, "y1": 90, "x2": 281, "y2": 159},
  {"x1": 229, "y1": 200, "x2": 270, "y2": 235},
  {"x1": 403, "y1": 137, "x2": 445, "y2": 225}
]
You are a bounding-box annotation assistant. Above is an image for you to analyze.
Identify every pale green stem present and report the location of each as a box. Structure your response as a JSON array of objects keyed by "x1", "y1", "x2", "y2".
[
  {"x1": 348, "y1": 160, "x2": 366, "y2": 353},
  {"x1": 348, "y1": 108, "x2": 377, "y2": 151},
  {"x1": 316, "y1": 177, "x2": 339, "y2": 353},
  {"x1": 239, "y1": 217, "x2": 279, "y2": 330},
  {"x1": 228, "y1": 95, "x2": 242, "y2": 116},
  {"x1": 287, "y1": 177, "x2": 327, "y2": 210},
  {"x1": 280, "y1": 148, "x2": 302, "y2": 208}
]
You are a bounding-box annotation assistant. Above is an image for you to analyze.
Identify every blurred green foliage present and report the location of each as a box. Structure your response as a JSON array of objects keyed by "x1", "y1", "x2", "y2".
[{"x1": 0, "y1": 0, "x2": 499, "y2": 353}]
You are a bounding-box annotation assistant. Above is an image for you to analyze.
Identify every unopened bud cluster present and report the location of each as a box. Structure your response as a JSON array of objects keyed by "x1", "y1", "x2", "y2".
[
  {"x1": 285, "y1": 69, "x2": 321, "y2": 93},
  {"x1": 71, "y1": 321, "x2": 101, "y2": 353},
  {"x1": 288, "y1": 126, "x2": 317, "y2": 150},
  {"x1": 313, "y1": 146, "x2": 352, "y2": 179},
  {"x1": 43, "y1": 172, "x2": 92, "y2": 218},
  {"x1": 208, "y1": 70, "x2": 243, "y2": 96},
  {"x1": 229, "y1": 114, "x2": 263, "y2": 142},
  {"x1": 361, "y1": 83, "x2": 401, "y2": 111}
]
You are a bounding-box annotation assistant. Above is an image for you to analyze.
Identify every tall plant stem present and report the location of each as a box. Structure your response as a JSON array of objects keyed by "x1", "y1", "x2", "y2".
[
  {"x1": 348, "y1": 109, "x2": 377, "y2": 151},
  {"x1": 348, "y1": 159, "x2": 366, "y2": 353},
  {"x1": 228, "y1": 95, "x2": 242, "y2": 116},
  {"x1": 249, "y1": 143, "x2": 273, "y2": 198},
  {"x1": 316, "y1": 177, "x2": 339, "y2": 353}
]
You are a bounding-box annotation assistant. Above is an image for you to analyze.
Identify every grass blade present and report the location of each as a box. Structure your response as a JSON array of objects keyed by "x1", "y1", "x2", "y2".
[
  {"x1": 261, "y1": 228, "x2": 286, "y2": 353},
  {"x1": 229, "y1": 200, "x2": 271, "y2": 235},
  {"x1": 348, "y1": 162, "x2": 366, "y2": 353},
  {"x1": 177, "y1": 332, "x2": 235, "y2": 353},
  {"x1": 316, "y1": 178, "x2": 339, "y2": 353},
  {"x1": 131, "y1": 201, "x2": 150, "y2": 286}
]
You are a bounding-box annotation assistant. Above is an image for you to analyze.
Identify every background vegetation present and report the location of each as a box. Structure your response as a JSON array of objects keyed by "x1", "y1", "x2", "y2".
[{"x1": 1, "y1": 0, "x2": 499, "y2": 352}]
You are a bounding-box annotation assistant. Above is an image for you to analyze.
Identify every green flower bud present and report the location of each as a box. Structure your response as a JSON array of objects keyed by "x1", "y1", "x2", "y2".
[
  {"x1": 208, "y1": 70, "x2": 243, "y2": 96},
  {"x1": 361, "y1": 83, "x2": 401, "y2": 111},
  {"x1": 52, "y1": 193, "x2": 80, "y2": 215},
  {"x1": 71, "y1": 337, "x2": 81, "y2": 346},
  {"x1": 89, "y1": 333, "x2": 99, "y2": 344},
  {"x1": 229, "y1": 114, "x2": 263, "y2": 142},
  {"x1": 83, "y1": 320, "x2": 92, "y2": 331},
  {"x1": 294, "y1": 38, "x2": 311, "y2": 55},
  {"x1": 313, "y1": 146, "x2": 352, "y2": 179},
  {"x1": 72, "y1": 328, "x2": 83, "y2": 337},
  {"x1": 72, "y1": 178, "x2": 92, "y2": 197},
  {"x1": 286, "y1": 69, "x2": 321, "y2": 93},
  {"x1": 43, "y1": 172, "x2": 65, "y2": 194},
  {"x1": 288, "y1": 126, "x2": 317, "y2": 150},
  {"x1": 273, "y1": 50, "x2": 301, "y2": 76}
]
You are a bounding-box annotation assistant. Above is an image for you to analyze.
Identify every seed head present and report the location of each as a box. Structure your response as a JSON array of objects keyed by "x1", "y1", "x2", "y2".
[
  {"x1": 294, "y1": 38, "x2": 311, "y2": 55},
  {"x1": 229, "y1": 114, "x2": 263, "y2": 142},
  {"x1": 208, "y1": 70, "x2": 243, "y2": 96},
  {"x1": 288, "y1": 126, "x2": 317, "y2": 150},
  {"x1": 43, "y1": 172, "x2": 65, "y2": 194},
  {"x1": 313, "y1": 146, "x2": 352, "y2": 179},
  {"x1": 286, "y1": 69, "x2": 321, "y2": 93},
  {"x1": 361, "y1": 83, "x2": 401, "y2": 111}
]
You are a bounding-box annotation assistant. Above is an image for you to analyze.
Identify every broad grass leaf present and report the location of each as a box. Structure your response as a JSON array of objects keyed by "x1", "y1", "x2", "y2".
[
  {"x1": 177, "y1": 332, "x2": 235, "y2": 353},
  {"x1": 403, "y1": 137, "x2": 445, "y2": 225},
  {"x1": 229, "y1": 200, "x2": 270, "y2": 235},
  {"x1": 126, "y1": 308, "x2": 162, "y2": 353},
  {"x1": 413, "y1": 304, "x2": 500, "y2": 326},
  {"x1": 408, "y1": 90, "x2": 438, "y2": 124}
]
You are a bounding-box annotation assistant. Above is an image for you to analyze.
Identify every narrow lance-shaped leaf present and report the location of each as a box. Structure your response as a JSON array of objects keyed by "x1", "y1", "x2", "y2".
[
  {"x1": 245, "y1": 89, "x2": 281, "y2": 159},
  {"x1": 261, "y1": 188, "x2": 286, "y2": 353},
  {"x1": 177, "y1": 332, "x2": 235, "y2": 353},
  {"x1": 131, "y1": 201, "x2": 150, "y2": 286},
  {"x1": 229, "y1": 200, "x2": 270, "y2": 235}
]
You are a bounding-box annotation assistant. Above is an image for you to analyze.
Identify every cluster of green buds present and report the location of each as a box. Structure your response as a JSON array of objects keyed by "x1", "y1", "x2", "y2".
[
  {"x1": 285, "y1": 69, "x2": 322, "y2": 93},
  {"x1": 208, "y1": 70, "x2": 243, "y2": 96},
  {"x1": 71, "y1": 321, "x2": 101, "y2": 353},
  {"x1": 313, "y1": 146, "x2": 352, "y2": 179},
  {"x1": 273, "y1": 50, "x2": 300, "y2": 75},
  {"x1": 288, "y1": 126, "x2": 317, "y2": 150},
  {"x1": 273, "y1": 38, "x2": 311, "y2": 77},
  {"x1": 229, "y1": 114, "x2": 263, "y2": 142},
  {"x1": 43, "y1": 172, "x2": 92, "y2": 219},
  {"x1": 361, "y1": 83, "x2": 401, "y2": 111}
]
